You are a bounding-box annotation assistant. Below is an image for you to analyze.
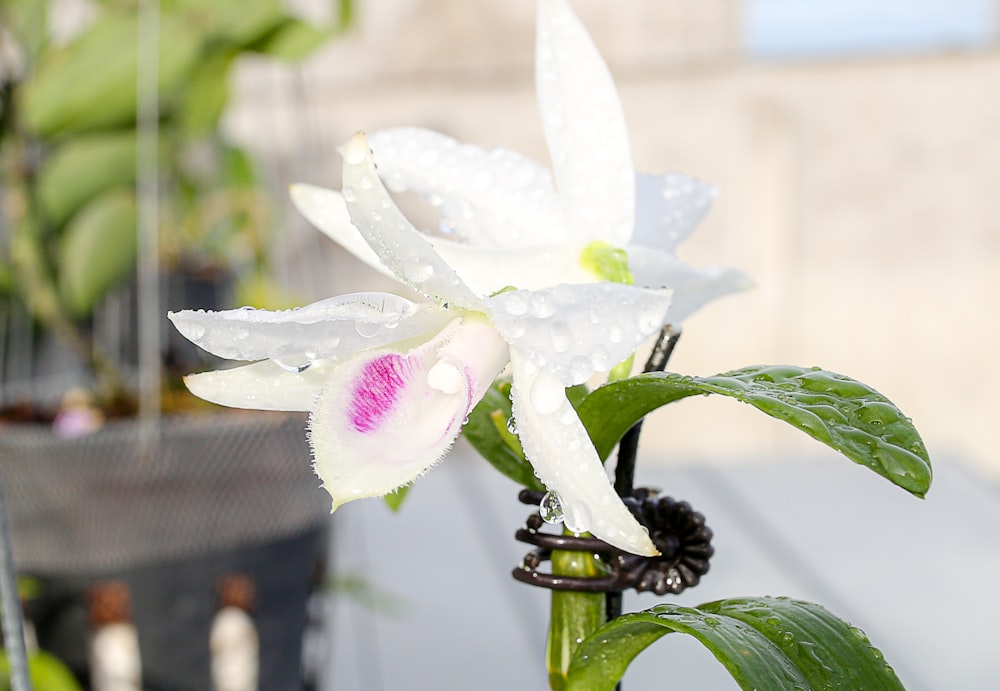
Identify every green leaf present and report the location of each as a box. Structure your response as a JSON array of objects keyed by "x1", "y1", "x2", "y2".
[
  {"x1": 253, "y1": 18, "x2": 332, "y2": 61},
  {"x1": 0, "y1": 650, "x2": 82, "y2": 691},
  {"x1": 463, "y1": 380, "x2": 544, "y2": 492},
  {"x1": 176, "y1": 49, "x2": 234, "y2": 134},
  {"x1": 37, "y1": 133, "x2": 140, "y2": 226},
  {"x1": 57, "y1": 188, "x2": 138, "y2": 317},
  {"x1": 577, "y1": 365, "x2": 931, "y2": 497},
  {"x1": 21, "y1": 10, "x2": 203, "y2": 135},
  {"x1": 567, "y1": 597, "x2": 904, "y2": 691}
]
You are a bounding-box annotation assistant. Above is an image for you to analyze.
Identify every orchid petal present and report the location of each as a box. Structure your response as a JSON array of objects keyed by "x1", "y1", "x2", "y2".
[
  {"x1": 289, "y1": 184, "x2": 394, "y2": 279},
  {"x1": 168, "y1": 293, "x2": 452, "y2": 362},
  {"x1": 431, "y1": 238, "x2": 595, "y2": 296},
  {"x1": 308, "y1": 318, "x2": 508, "y2": 509},
  {"x1": 508, "y1": 349, "x2": 656, "y2": 556},
  {"x1": 627, "y1": 248, "x2": 754, "y2": 323},
  {"x1": 369, "y1": 128, "x2": 569, "y2": 247},
  {"x1": 633, "y1": 173, "x2": 718, "y2": 251},
  {"x1": 536, "y1": 0, "x2": 634, "y2": 246},
  {"x1": 340, "y1": 132, "x2": 484, "y2": 311},
  {"x1": 184, "y1": 359, "x2": 337, "y2": 411},
  {"x1": 487, "y1": 283, "x2": 671, "y2": 386}
]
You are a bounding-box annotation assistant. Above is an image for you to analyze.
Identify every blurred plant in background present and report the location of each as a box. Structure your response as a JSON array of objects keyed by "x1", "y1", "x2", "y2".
[{"x1": 0, "y1": 0, "x2": 352, "y2": 415}]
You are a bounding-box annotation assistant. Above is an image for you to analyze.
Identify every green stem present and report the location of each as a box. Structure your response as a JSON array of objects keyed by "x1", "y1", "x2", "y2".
[{"x1": 546, "y1": 529, "x2": 612, "y2": 690}]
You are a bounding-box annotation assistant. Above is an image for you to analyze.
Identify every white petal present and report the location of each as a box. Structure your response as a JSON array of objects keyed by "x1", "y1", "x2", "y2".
[
  {"x1": 431, "y1": 238, "x2": 595, "y2": 296},
  {"x1": 509, "y1": 349, "x2": 656, "y2": 556},
  {"x1": 184, "y1": 359, "x2": 337, "y2": 411},
  {"x1": 289, "y1": 184, "x2": 394, "y2": 279},
  {"x1": 627, "y1": 247, "x2": 753, "y2": 323},
  {"x1": 632, "y1": 173, "x2": 718, "y2": 252},
  {"x1": 341, "y1": 132, "x2": 484, "y2": 310},
  {"x1": 487, "y1": 283, "x2": 671, "y2": 386},
  {"x1": 308, "y1": 318, "x2": 508, "y2": 509},
  {"x1": 369, "y1": 128, "x2": 570, "y2": 247},
  {"x1": 536, "y1": 0, "x2": 634, "y2": 246},
  {"x1": 168, "y1": 293, "x2": 452, "y2": 362}
]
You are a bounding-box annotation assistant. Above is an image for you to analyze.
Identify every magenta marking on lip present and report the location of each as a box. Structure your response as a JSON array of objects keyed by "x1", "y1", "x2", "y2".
[{"x1": 349, "y1": 354, "x2": 411, "y2": 433}]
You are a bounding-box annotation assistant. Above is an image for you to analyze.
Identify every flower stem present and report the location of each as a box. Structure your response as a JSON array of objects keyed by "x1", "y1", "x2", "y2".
[{"x1": 546, "y1": 530, "x2": 611, "y2": 690}]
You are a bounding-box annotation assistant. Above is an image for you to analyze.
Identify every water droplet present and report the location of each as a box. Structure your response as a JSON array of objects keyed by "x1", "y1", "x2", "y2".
[
  {"x1": 342, "y1": 188, "x2": 357, "y2": 203},
  {"x1": 782, "y1": 631, "x2": 795, "y2": 643},
  {"x1": 564, "y1": 503, "x2": 591, "y2": 534},
  {"x1": 539, "y1": 491, "x2": 564, "y2": 525},
  {"x1": 506, "y1": 417, "x2": 518, "y2": 435},
  {"x1": 608, "y1": 326, "x2": 623, "y2": 344},
  {"x1": 507, "y1": 318, "x2": 526, "y2": 338},
  {"x1": 530, "y1": 377, "x2": 564, "y2": 415},
  {"x1": 355, "y1": 320, "x2": 381, "y2": 337},
  {"x1": 531, "y1": 295, "x2": 556, "y2": 318},
  {"x1": 590, "y1": 346, "x2": 611, "y2": 371},
  {"x1": 404, "y1": 256, "x2": 434, "y2": 283},
  {"x1": 568, "y1": 356, "x2": 593, "y2": 384},
  {"x1": 274, "y1": 354, "x2": 313, "y2": 373},
  {"x1": 186, "y1": 324, "x2": 207, "y2": 341},
  {"x1": 504, "y1": 293, "x2": 529, "y2": 316},
  {"x1": 359, "y1": 175, "x2": 374, "y2": 190},
  {"x1": 550, "y1": 322, "x2": 572, "y2": 353},
  {"x1": 342, "y1": 140, "x2": 367, "y2": 165}
]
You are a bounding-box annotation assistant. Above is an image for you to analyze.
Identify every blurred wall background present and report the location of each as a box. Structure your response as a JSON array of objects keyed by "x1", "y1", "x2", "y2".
[{"x1": 223, "y1": 0, "x2": 1000, "y2": 478}]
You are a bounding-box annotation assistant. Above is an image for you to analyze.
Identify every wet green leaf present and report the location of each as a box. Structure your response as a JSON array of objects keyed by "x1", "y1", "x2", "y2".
[
  {"x1": 568, "y1": 597, "x2": 904, "y2": 691},
  {"x1": 176, "y1": 49, "x2": 234, "y2": 134},
  {"x1": 57, "y1": 188, "x2": 137, "y2": 317},
  {"x1": 464, "y1": 379, "x2": 544, "y2": 491},
  {"x1": 577, "y1": 365, "x2": 931, "y2": 497}
]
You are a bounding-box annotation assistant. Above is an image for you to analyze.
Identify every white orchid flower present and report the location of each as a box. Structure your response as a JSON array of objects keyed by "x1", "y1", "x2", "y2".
[
  {"x1": 170, "y1": 133, "x2": 673, "y2": 556},
  {"x1": 290, "y1": 0, "x2": 750, "y2": 326}
]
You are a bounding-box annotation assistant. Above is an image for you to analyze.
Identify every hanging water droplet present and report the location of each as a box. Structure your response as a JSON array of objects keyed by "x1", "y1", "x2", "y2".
[
  {"x1": 186, "y1": 324, "x2": 207, "y2": 341},
  {"x1": 564, "y1": 503, "x2": 590, "y2": 534},
  {"x1": 274, "y1": 354, "x2": 313, "y2": 373},
  {"x1": 404, "y1": 256, "x2": 434, "y2": 283},
  {"x1": 539, "y1": 491, "x2": 564, "y2": 525},
  {"x1": 506, "y1": 417, "x2": 518, "y2": 435},
  {"x1": 529, "y1": 377, "x2": 564, "y2": 416},
  {"x1": 342, "y1": 140, "x2": 367, "y2": 165},
  {"x1": 550, "y1": 321, "x2": 572, "y2": 353},
  {"x1": 568, "y1": 355, "x2": 593, "y2": 384}
]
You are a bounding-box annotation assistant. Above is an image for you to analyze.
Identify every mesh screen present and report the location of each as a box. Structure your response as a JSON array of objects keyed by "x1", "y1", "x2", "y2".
[{"x1": 0, "y1": 412, "x2": 330, "y2": 574}]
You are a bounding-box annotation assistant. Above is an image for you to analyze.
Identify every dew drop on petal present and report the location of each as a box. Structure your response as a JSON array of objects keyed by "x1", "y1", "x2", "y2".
[
  {"x1": 507, "y1": 318, "x2": 526, "y2": 338},
  {"x1": 591, "y1": 346, "x2": 611, "y2": 371},
  {"x1": 274, "y1": 354, "x2": 313, "y2": 373},
  {"x1": 568, "y1": 355, "x2": 594, "y2": 384},
  {"x1": 403, "y1": 256, "x2": 435, "y2": 284},
  {"x1": 564, "y1": 503, "x2": 591, "y2": 534},
  {"x1": 531, "y1": 295, "x2": 556, "y2": 319},
  {"x1": 355, "y1": 320, "x2": 381, "y2": 338},
  {"x1": 550, "y1": 321, "x2": 572, "y2": 353},
  {"x1": 506, "y1": 417, "x2": 518, "y2": 435},
  {"x1": 539, "y1": 491, "x2": 565, "y2": 525},
  {"x1": 186, "y1": 324, "x2": 207, "y2": 341},
  {"x1": 504, "y1": 293, "x2": 529, "y2": 316},
  {"x1": 342, "y1": 141, "x2": 367, "y2": 165},
  {"x1": 529, "y1": 377, "x2": 564, "y2": 416},
  {"x1": 359, "y1": 175, "x2": 374, "y2": 190},
  {"x1": 608, "y1": 326, "x2": 623, "y2": 344},
  {"x1": 342, "y1": 188, "x2": 357, "y2": 203}
]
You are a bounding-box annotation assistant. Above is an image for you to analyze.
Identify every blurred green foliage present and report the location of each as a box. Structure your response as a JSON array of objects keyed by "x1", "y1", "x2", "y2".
[{"x1": 0, "y1": 0, "x2": 352, "y2": 406}]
